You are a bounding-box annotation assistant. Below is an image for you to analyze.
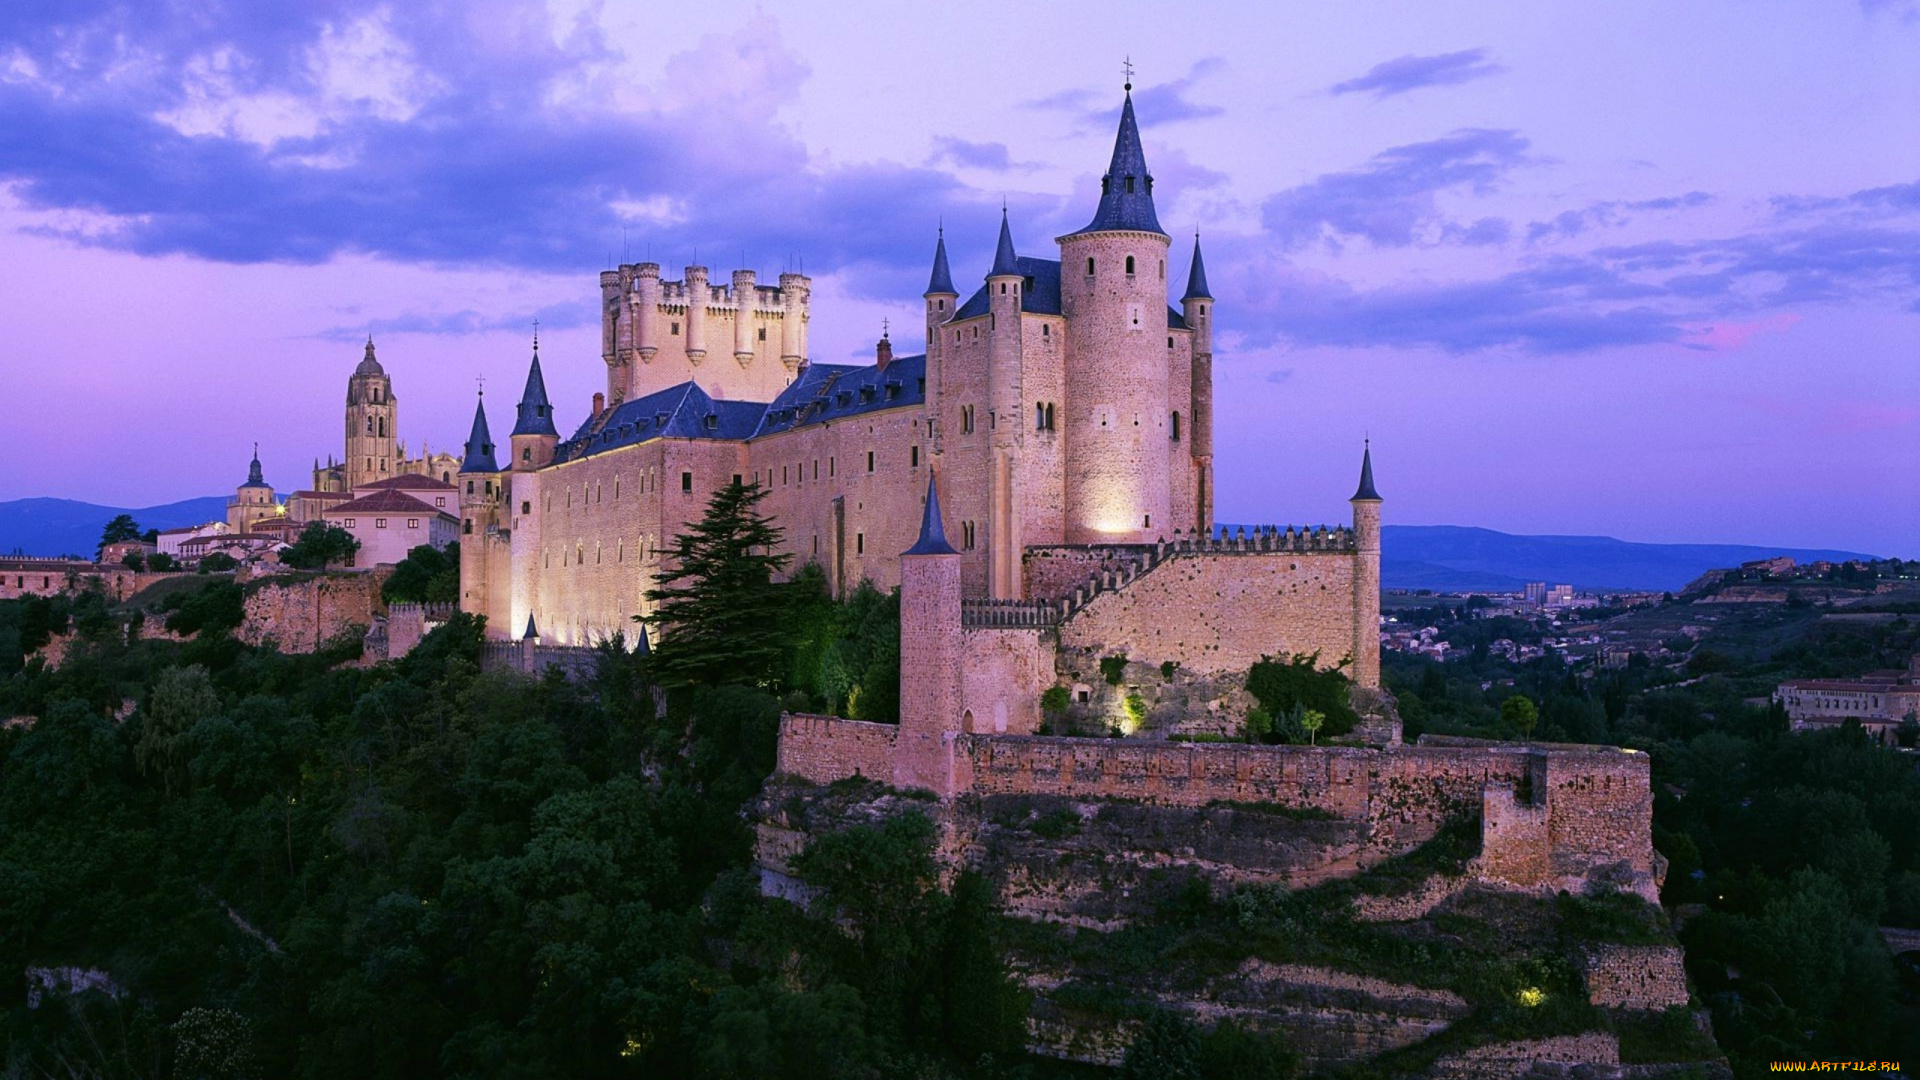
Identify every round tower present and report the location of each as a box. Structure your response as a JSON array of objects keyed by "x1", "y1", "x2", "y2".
[
  {"x1": 985, "y1": 210, "x2": 1026, "y2": 597},
  {"x1": 778, "y1": 271, "x2": 810, "y2": 372},
  {"x1": 345, "y1": 337, "x2": 398, "y2": 490},
  {"x1": 1349, "y1": 443, "x2": 1383, "y2": 689},
  {"x1": 923, "y1": 228, "x2": 958, "y2": 453},
  {"x1": 1058, "y1": 87, "x2": 1173, "y2": 543},
  {"x1": 683, "y1": 265, "x2": 709, "y2": 363},
  {"x1": 1181, "y1": 234, "x2": 1216, "y2": 535},
  {"x1": 731, "y1": 269, "x2": 757, "y2": 366},
  {"x1": 457, "y1": 393, "x2": 503, "y2": 625},
  {"x1": 896, "y1": 473, "x2": 965, "y2": 795}
]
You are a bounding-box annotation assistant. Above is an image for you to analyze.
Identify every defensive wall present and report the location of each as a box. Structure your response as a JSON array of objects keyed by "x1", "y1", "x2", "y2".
[
  {"x1": 0, "y1": 560, "x2": 188, "y2": 602},
  {"x1": 773, "y1": 716, "x2": 1660, "y2": 901},
  {"x1": 236, "y1": 573, "x2": 386, "y2": 654}
]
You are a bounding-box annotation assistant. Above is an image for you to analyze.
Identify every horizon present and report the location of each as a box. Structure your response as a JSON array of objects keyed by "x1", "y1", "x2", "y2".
[{"x1": 1, "y1": 2, "x2": 1915, "y2": 553}]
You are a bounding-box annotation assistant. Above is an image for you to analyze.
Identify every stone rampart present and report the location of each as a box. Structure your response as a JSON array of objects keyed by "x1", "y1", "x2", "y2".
[
  {"x1": 776, "y1": 714, "x2": 898, "y2": 785},
  {"x1": 1581, "y1": 945, "x2": 1690, "y2": 1010},
  {"x1": 237, "y1": 572, "x2": 386, "y2": 653},
  {"x1": 385, "y1": 601, "x2": 457, "y2": 659}
]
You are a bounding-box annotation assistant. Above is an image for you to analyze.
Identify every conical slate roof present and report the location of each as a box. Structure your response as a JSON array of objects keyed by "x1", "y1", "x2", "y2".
[
  {"x1": 926, "y1": 229, "x2": 956, "y2": 295},
  {"x1": 460, "y1": 396, "x2": 499, "y2": 473},
  {"x1": 1071, "y1": 91, "x2": 1165, "y2": 236},
  {"x1": 512, "y1": 341, "x2": 559, "y2": 437},
  {"x1": 987, "y1": 210, "x2": 1019, "y2": 279},
  {"x1": 523, "y1": 613, "x2": 539, "y2": 641},
  {"x1": 903, "y1": 472, "x2": 957, "y2": 556},
  {"x1": 1352, "y1": 443, "x2": 1381, "y2": 501},
  {"x1": 1183, "y1": 235, "x2": 1213, "y2": 301}
]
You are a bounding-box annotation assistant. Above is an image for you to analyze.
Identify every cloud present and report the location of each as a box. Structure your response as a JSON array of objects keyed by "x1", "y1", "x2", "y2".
[
  {"x1": 310, "y1": 299, "x2": 593, "y2": 343},
  {"x1": 1264, "y1": 368, "x2": 1293, "y2": 383},
  {"x1": 1260, "y1": 128, "x2": 1533, "y2": 250},
  {"x1": 1329, "y1": 49, "x2": 1504, "y2": 99},
  {"x1": 927, "y1": 136, "x2": 1028, "y2": 172},
  {"x1": 0, "y1": 5, "x2": 988, "y2": 291},
  {"x1": 1025, "y1": 57, "x2": 1224, "y2": 130},
  {"x1": 1526, "y1": 191, "x2": 1712, "y2": 243}
]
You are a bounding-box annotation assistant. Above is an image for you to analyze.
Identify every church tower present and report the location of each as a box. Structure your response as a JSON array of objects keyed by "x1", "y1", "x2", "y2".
[
  {"x1": 1057, "y1": 85, "x2": 1173, "y2": 543},
  {"x1": 345, "y1": 337, "x2": 398, "y2": 490},
  {"x1": 227, "y1": 445, "x2": 278, "y2": 532},
  {"x1": 509, "y1": 335, "x2": 560, "y2": 472}
]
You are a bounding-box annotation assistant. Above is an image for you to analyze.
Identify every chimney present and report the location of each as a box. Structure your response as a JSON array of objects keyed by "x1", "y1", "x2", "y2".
[
  {"x1": 592, "y1": 391, "x2": 605, "y2": 415},
  {"x1": 876, "y1": 332, "x2": 893, "y2": 372}
]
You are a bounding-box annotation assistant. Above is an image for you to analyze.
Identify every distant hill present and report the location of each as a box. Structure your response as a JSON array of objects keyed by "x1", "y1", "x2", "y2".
[
  {"x1": 0, "y1": 496, "x2": 228, "y2": 558},
  {"x1": 1379, "y1": 525, "x2": 1879, "y2": 593}
]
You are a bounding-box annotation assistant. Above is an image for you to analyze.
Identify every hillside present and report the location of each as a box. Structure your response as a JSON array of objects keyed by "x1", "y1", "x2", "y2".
[
  {"x1": 0, "y1": 495, "x2": 227, "y2": 557},
  {"x1": 1379, "y1": 525, "x2": 1878, "y2": 593}
]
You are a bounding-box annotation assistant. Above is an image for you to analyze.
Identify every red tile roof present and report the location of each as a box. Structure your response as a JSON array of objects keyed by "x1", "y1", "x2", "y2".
[
  {"x1": 325, "y1": 489, "x2": 453, "y2": 516},
  {"x1": 356, "y1": 474, "x2": 457, "y2": 492}
]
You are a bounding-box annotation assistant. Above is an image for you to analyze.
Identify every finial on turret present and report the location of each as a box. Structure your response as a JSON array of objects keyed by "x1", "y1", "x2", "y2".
[
  {"x1": 1123, "y1": 55, "x2": 1134, "y2": 94},
  {"x1": 1351, "y1": 440, "x2": 1381, "y2": 502}
]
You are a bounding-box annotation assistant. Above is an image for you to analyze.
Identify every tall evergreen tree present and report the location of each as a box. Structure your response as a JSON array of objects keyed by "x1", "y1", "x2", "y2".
[{"x1": 641, "y1": 480, "x2": 792, "y2": 687}]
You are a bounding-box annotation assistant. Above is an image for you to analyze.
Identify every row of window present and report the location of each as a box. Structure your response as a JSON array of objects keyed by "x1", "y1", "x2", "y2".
[
  {"x1": 341, "y1": 517, "x2": 420, "y2": 530},
  {"x1": 1082, "y1": 254, "x2": 1164, "y2": 279}
]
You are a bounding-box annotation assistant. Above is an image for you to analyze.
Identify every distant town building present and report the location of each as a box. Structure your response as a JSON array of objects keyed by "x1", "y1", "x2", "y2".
[
  {"x1": 1523, "y1": 582, "x2": 1547, "y2": 606},
  {"x1": 1774, "y1": 655, "x2": 1920, "y2": 745}
]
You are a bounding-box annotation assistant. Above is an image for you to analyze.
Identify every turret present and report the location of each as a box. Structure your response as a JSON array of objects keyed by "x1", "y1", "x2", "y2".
[
  {"x1": 923, "y1": 229, "x2": 958, "y2": 450},
  {"x1": 1181, "y1": 234, "x2": 1216, "y2": 533},
  {"x1": 510, "y1": 335, "x2": 559, "y2": 472},
  {"x1": 599, "y1": 269, "x2": 625, "y2": 401},
  {"x1": 344, "y1": 337, "x2": 399, "y2": 490},
  {"x1": 1057, "y1": 85, "x2": 1173, "y2": 544},
  {"x1": 1349, "y1": 442, "x2": 1383, "y2": 689},
  {"x1": 984, "y1": 210, "x2": 1027, "y2": 597},
  {"x1": 458, "y1": 393, "x2": 502, "y2": 623},
  {"x1": 683, "y1": 265, "x2": 709, "y2": 363},
  {"x1": 732, "y1": 269, "x2": 757, "y2": 365},
  {"x1": 779, "y1": 271, "x2": 810, "y2": 371},
  {"x1": 632, "y1": 262, "x2": 661, "y2": 365},
  {"x1": 896, "y1": 472, "x2": 964, "y2": 795}
]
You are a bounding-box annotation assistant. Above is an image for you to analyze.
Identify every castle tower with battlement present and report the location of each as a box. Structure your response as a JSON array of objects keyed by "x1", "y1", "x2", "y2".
[{"x1": 599, "y1": 260, "x2": 811, "y2": 407}]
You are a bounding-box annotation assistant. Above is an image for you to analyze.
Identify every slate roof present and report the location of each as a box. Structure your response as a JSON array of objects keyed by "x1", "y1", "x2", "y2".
[
  {"x1": 1352, "y1": 444, "x2": 1381, "y2": 501},
  {"x1": 953, "y1": 256, "x2": 1185, "y2": 329},
  {"x1": 988, "y1": 211, "x2": 1020, "y2": 277},
  {"x1": 354, "y1": 337, "x2": 385, "y2": 377},
  {"x1": 753, "y1": 353, "x2": 928, "y2": 438},
  {"x1": 926, "y1": 231, "x2": 956, "y2": 295},
  {"x1": 551, "y1": 381, "x2": 762, "y2": 465},
  {"x1": 461, "y1": 397, "x2": 500, "y2": 473},
  {"x1": 1067, "y1": 91, "x2": 1165, "y2": 237},
  {"x1": 512, "y1": 343, "x2": 560, "y2": 437},
  {"x1": 1183, "y1": 235, "x2": 1212, "y2": 301},
  {"x1": 903, "y1": 472, "x2": 957, "y2": 556}
]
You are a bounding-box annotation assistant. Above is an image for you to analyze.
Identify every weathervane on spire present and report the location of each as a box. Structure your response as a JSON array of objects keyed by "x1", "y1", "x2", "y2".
[
  {"x1": 531, "y1": 317, "x2": 540, "y2": 348},
  {"x1": 1122, "y1": 56, "x2": 1134, "y2": 93},
  {"x1": 476, "y1": 374, "x2": 486, "y2": 398}
]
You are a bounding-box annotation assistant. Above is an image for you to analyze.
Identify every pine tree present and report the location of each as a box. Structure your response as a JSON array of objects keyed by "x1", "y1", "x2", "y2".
[{"x1": 641, "y1": 480, "x2": 792, "y2": 688}]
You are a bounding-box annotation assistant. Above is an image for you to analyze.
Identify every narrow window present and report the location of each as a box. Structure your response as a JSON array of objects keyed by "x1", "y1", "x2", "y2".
[
  {"x1": 523, "y1": 448, "x2": 531, "y2": 461},
  {"x1": 866, "y1": 450, "x2": 875, "y2": 473},
  {"x1": 1036, "y1": 403, "x2": 1045, "y2": 430},
  {"x1": 464, "y1": 519, "x2": 473, "y2": 535},
  {"x1": 466, "y1": 480, "x2": 474, "y2": 494},
  {"x1": 1086, "y1": 257, "x2": 1095, "y2": 276},
  {"x1": 1045, "y1": 403, "x2": 1055, "y2": 430},
  {"x1": 681, "y1": 471, "x2": 692, "y2": 492},
  {"x1": 1125, "y1": 176, "x2": 1135, "y2": 194},
  {"x1": 1125, "y1": 255, "x2": 1135, "y2": 275},
  {"x1": 782, "y1": 465, "x2": 789, "y2": 485},
  {"x1": 671, "y1": 321, "x2": 680, "y2": 335},
  {"x1": 758, "y1": 327, "x2": 767, "y2": 341},
  {"x1": 911, "y1": 445, "x2": 920, "y2": 467},
  {"x1": 813, "y1": 460, "x2": 819, "y2": 479},
  {"x1": 1171, "y1": 411, "x2": 1181, "y2": 441},
  {"x1": 521, "y1": 501, "x2": 531, "y2": 515},
  {"x1": 856, "y1": 533, "x2": 865, "y2": 555},
  {"x1": 830, "y1": 456, "x2": 836, "y2": 477},
  {"x1": 733, "y1": 473, "x2": 743, "y2": 486}
]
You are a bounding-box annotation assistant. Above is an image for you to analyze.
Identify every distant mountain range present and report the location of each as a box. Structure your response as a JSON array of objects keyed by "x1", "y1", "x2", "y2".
[
  {"x1": 1378, "y1": 525, "x2": 1878, "y2": 593},
  {"x1": 0, "y1": 496, "x2": 229, "y2": 558},
  {"x1": 0, "y1": 497, "x2": 1883, "y2": 592}
]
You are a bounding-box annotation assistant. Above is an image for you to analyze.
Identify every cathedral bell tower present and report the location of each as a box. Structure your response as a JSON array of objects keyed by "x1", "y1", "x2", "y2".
[
  {"x1": 1057, "y1": 84, "x2": 1173, "y2": 543},
  {"x1": 345, "y1": 337, "x2": 398, "y2": 490}
]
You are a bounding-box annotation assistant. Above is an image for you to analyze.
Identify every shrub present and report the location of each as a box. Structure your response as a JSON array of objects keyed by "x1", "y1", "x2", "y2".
[
  {"x1": 1040, "y1": 685, "x2": 1071, "y2": 716},
  {"x1": 382, "y1": 542, "x2": 459, "y2": 604},
  {"x1": 281, "y1": 522, "x2": 360, "y2": 570},
  {"x1": 198, "y1": 552, "x2": 238, "y2": 573},
  {"x1": 1160, "y1": 660, "x2": 1179, "y2": 680},
  {"x1": 1123, "y1": 693, "x2": 1148, "y2": 731},
  {"x1": 1243, "y1": 707, "x2": 1273, "y2": 743},
  {"x1": 1246, "y1": 653, "x2": 1357, "y2": 737},
  {"x1": 1101, "y1": 654, "x2": 1130, "y2": 685}
]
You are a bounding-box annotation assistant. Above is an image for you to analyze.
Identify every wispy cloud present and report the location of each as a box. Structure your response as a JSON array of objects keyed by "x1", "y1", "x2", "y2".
[
  {"x1": 308, "y1": 301, "x2": 592, "y2": 343},
  {"x1": 1025, "y1": 58, "x2": 1224, "y2": 130},
  {"x1": 926, "y1": 136, "x2": 1031, "y2": 172},
  {"x1": 1329, "y1": 49, "x2": 1505, "y2": 99},
  {"x1": 1261, "y1": 128, "x2": 1533, "y2": 250},
  {"x1": 1526, "y1": 191, "x2": 1713, "y2": 244}
]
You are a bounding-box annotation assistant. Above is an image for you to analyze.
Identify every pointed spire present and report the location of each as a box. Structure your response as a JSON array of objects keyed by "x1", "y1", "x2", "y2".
[
  {"x1": 903, "y1": 472, "x2": 958, "y2": 555},
  {"x1": 1183, "y1": 233, "x2": 1213, "y2": 301},
  {"x1": 460, "y1": 393, "x2": 499, "y2": 473},
  {"x1": 988, "y1": 208, "x2": 1020, "y2": 278},
  {"x1": 523, "y1": 612, "x2": 539, "y2": 642},
  {"x1": 1072, "y1": 86, "x2": 1165, "y2": 236},
  {"x1": 633, "y1": 624, "x2": 650, "y2": 655},
  {"x1": 1351, "y1": 441, "x2": 1381, "y2": 502},
  {"x1": 511, "y1": 336, "x2": 559, "y2": 437},
  {"x1": 925, "y1": 226, "x2": 956, "y2": 295}
]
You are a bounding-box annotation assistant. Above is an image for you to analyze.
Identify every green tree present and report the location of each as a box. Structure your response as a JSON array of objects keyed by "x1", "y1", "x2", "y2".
[
  {"x1": 135, "y1": 664, "x2": 220, "y2": 796},
  {"x1": 642, "y1": 481, "x2": 792, "y2": 688},
  {"x1": 1121, "y1": 1009, "x2": 1202, "y2": 1080},
  {"x1": 1501, "y1": 694, "x2": 1540, "y2": 738},
  {"x1": 96, "y1": 513, "x2": 140, "y2": 558},
  {"x1": 1246, "y1": 653, "x2": 1358, "y2": 736},
  {"x1": 381, "y1": 542, "x2": 460, "y2": 604},
  {"x1": 1300, "y1": 708, "x2": 1325, "y2": 745},
  {"x1": 1041, "y1": 685, "x2": 1071, "y2": 717},
  {"x1": 280, "y1": 522, "x2": 360, "y2": 570}
]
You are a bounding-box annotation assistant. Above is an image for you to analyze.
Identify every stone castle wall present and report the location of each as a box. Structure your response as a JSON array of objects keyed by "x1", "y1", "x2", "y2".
[
  {"x1": 0, "y1": 564, "x2": 187, "y2": 602},
  {"x1": 1058, "y1": 547, "x2": 1362, "y2": 677},
  {"x1": 776, "y1": 713, "x2": 898, "y2": 785},
  {"x1": 957, "y1": 626, "x2": 1054, "y2": 736},
  {"x1": 1582, "y1": 945, "x2": 1690, "y2": 1011},
  {"x1": 776, "y1": 727, "x2": 1659, "y2": 900}
]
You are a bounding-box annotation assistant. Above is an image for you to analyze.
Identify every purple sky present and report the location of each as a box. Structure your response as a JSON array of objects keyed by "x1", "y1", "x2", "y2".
[{"x1": 1, "y1": 2, "x2": 1915, "y2": 554}]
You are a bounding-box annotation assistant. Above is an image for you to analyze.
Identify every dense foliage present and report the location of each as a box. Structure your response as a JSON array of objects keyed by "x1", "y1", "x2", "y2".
[
  {"x1": 380, "y1": 542, "x2": 460, "y2": 606},
  {"x1": 279, "y1": 523, "x2": 360, "y2": 571},
  {"x1": 642, "y1": 481, "x2": 793, "y2": 688},
  {"x1": 1244, "y1": 653, "x2": 1358, "y2": 741}
]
